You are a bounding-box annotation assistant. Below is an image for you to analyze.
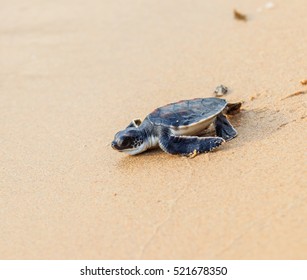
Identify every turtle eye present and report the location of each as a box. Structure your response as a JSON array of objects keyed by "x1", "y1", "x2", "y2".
[{"x1": 121, "y1": 137, "x2": 132, "y2": 148}]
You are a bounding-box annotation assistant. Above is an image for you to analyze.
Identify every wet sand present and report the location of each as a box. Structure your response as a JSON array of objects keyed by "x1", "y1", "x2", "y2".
[{"x1": 0, "y1": 0, "x2": 306, "y2": 259}]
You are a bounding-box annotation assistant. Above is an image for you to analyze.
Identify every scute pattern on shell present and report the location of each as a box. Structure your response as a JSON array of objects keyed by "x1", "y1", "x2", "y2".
[{"x1": 148, "y1": 97, "x2": 227, "y2": 127}]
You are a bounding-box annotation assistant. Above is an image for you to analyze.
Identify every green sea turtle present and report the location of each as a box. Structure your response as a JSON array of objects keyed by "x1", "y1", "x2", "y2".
[{"x1": 111, "y1": 97, "x2": 241, "y2": 157}]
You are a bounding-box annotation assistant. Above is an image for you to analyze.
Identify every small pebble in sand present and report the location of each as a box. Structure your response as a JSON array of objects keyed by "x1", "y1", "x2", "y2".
[
  {"x1": 300, "y1": 79, "x2": 307, "y2": 85},
  {"x1": 265, "y1": 2, "x2": 275, "y2": 9},
  {"x1": 214, "y1": 84, "x2": 228, "y2": 97},
  {"x1": 250, "y1": 96, "x2": 256, "y2": 101},
  {"x1": 234, "y1": 9, "x2": 247, "y2": 21},
  {"x1": 257, "y1": 2, "x2": 275, "y2": 12}
]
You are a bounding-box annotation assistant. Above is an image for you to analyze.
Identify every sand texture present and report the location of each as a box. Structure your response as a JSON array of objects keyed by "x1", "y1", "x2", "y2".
[{"x1": 1, "y1": 0, "x2": 306, "y2": 259}]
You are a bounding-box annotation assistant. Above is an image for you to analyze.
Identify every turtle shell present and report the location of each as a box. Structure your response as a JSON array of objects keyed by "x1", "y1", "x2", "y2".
[{"x1": 148, "y1": 97, "x2": 227, "y2": 128}]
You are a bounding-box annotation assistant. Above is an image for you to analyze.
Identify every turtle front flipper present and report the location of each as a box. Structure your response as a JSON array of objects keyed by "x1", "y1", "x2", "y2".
[
  {"x1": 126, "y1": 119, "x2": 142, "y2": 128},
  {"x1": 215, "y1": 113, "x2": 237, "y2": 141},
  {"x1": 159, "y1": 130, "x2": 225, "y2": 157}
]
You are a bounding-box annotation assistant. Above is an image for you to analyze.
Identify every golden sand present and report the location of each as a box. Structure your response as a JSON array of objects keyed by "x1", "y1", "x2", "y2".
[{"x1": 0, "y1": 0, "x2": 306, "y2": 259}]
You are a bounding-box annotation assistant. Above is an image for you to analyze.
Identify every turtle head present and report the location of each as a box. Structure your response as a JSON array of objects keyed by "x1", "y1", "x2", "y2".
[{"x1": 111, "y1": 127, "x2": 146, "y2": 155}]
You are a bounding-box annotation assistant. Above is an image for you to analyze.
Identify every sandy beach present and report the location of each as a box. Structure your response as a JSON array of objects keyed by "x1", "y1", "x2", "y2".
[{"x1": 1, "y1": 0, "x2": 306, "y2": 259}]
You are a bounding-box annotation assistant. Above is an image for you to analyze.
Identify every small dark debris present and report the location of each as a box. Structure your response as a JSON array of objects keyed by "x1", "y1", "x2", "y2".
[
  {"x1": 214, "y1": 84, "x2": 228, "y2": 97},
  {"x1": 234, "y1": 9, "x2": 247, "y2": 21}
]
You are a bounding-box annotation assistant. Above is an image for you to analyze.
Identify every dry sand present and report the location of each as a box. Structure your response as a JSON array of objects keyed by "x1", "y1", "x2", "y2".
[{"x1": 0, "y1": 0, "x2": 306, "y2": 259}]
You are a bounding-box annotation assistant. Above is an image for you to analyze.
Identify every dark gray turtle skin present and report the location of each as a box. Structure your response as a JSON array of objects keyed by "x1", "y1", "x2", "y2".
[{"x1": 111, "y1": 97, "x2": 241, "y2": 157}]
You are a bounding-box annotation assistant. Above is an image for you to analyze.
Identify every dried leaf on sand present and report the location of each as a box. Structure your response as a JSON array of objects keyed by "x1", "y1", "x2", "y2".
[{"x1": 234, "y1": 9, "x2": 247, "y2": 21}]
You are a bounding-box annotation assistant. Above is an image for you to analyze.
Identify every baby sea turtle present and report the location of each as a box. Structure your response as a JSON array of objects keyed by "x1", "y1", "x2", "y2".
[{"x1": 111, "y1": 97, "x2": 241, "y2": 157}]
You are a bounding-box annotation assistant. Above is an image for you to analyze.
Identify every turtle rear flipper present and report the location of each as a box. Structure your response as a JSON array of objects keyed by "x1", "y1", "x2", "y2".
[
  {"x1": 225, "y1": 102, "x2": 241, "y2": 115},
  {"x1": 159, "y1": 130, "x2": 224, "y2": 157},
  {"x1": 215, "y1": 113, "x2": 237, "y2": 141}
]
